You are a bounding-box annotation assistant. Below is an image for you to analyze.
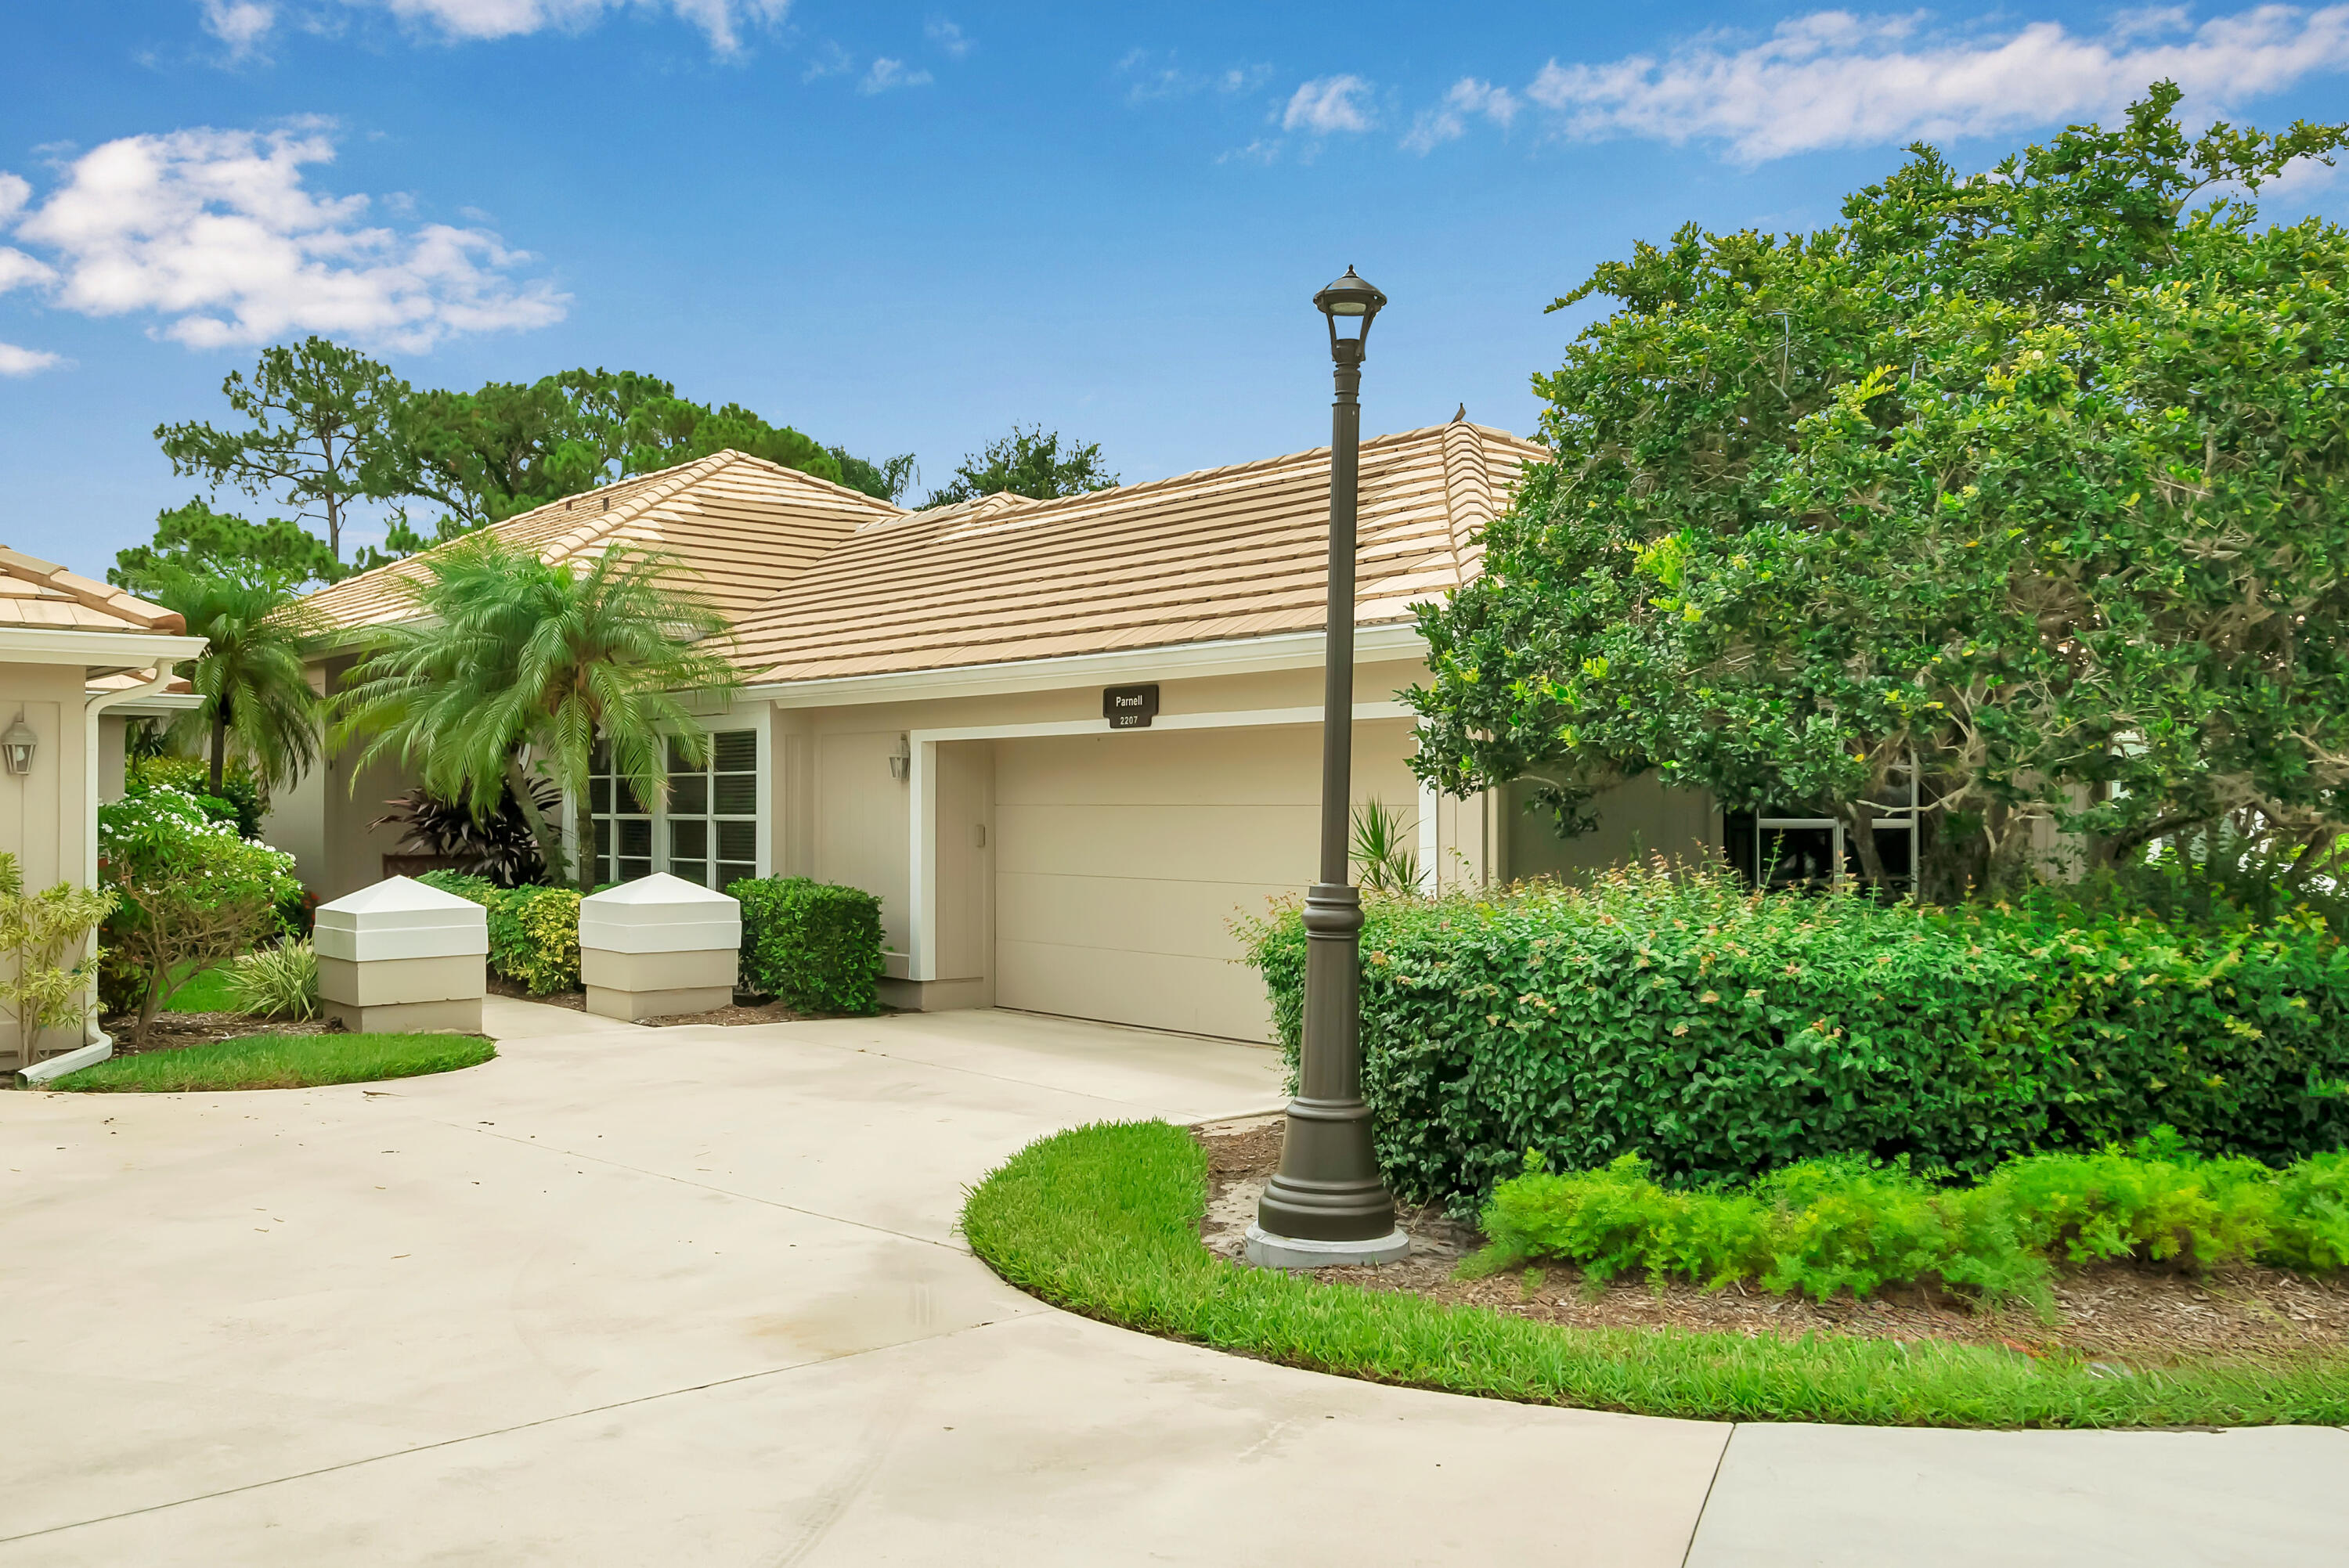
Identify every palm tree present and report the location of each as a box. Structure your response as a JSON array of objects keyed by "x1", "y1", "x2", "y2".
[
  {"x1": 150, "y1": 573, "x2": 323, "y2": 797},
  {"x1": 333, "y1": 535, "x2": 739, "y2": 890}
]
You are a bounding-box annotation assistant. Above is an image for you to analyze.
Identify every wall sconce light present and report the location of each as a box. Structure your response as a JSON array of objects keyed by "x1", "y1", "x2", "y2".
[
  {"x1": 2, "y1": 713, "x2": 35, "y2": 777},
  {"x1": 888, "y1": 736, "x2": 911, "y2": 782}
]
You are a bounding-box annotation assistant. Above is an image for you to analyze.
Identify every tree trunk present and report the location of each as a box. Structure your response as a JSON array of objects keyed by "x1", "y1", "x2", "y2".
[
  {"x1": 505, "y1": 755, "x2": 570, "y2": 889},
  {"x1": 208, "y1": 711, "x2": 228, "y2": 797},
  {"x1": 1839, "y1": 802, "x2": 1887, "y2": 891}
]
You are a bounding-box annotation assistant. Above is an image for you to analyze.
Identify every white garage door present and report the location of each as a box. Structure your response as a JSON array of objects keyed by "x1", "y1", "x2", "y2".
[{"x1": 992, "y1": 721, "x2": 1415, "y2": 1043}]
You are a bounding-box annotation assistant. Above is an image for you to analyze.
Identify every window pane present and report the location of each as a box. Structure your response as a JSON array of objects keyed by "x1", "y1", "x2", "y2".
[
  {"x1": 592, "y1": 818, "x2": 611, "y2": 856},
  {"x1": 670, "y1": 860, "x2": 707, "y2": 887},
  {"x1": 716, "y1": 820, "x2": 756, "y2": 862},
  {"x1": 619, "y1": 819, "x2": 651, "y2": 857},
  {"x1": 671, "y1": 819, "x2": 708, "y2": 860},
  {"x1": 669, "y1": 775, "x2": 708, "y2": 816},
  {"x1": 589, "y1": 777, "x2": 611, "y2": 814},
  {"x1": 713, "y1": 773, "x2": 755, "y2": 816},
  {"x1": 618, "y1": 858, "x2": 652, "y2": 883},
  {"x1": 716, "y1": 861, "x2": 754, "y2": 892},
  {"x1": 1760, "y1": 827, "x2": 1837, "y2": 889},
  {"x1": 667, "y1": 734, "x2": 698, "y2": 772},
  {"x1": 713, "y1": 730, "x2": 756, "y2": 773},
  {"x1": 621, "y1": 779, "x2": 653, "y2": 816}
]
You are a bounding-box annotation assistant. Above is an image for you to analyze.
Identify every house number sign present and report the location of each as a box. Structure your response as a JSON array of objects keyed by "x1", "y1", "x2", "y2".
[{"x1": 1102, "y1": 684, "x2": 1160, "y2": 730}]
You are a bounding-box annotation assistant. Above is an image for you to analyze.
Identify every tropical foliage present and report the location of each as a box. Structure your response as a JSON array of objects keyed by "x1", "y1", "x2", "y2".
[
  {"x1": 336, "y1": 535, "x2": 740, "y2": 890},
  {"x1": 1406, "y1": 87, "x2": 2349, "y2": 899},
  {"x1": 226, "y1": 937, "x2": 320, "y2": 1021},
  {"x1": 1472, "y1": 1136, "x2": 2349, "y2": 1306},
  {"x1": 0, "y1": 852, "x2": 115, "y2": 1064},
  {"x1": 146, "y1": 572, "x2": 322, "y2": 796},
  {"x1": 97, "y1": 789, "x2": 301, "y2": 1044},
  {"x1": 417, "y1": 872, "x2": 583, "y2": 994},
  {"x1": 373, "y1": 780, "x2": 556, "y2": 888}
]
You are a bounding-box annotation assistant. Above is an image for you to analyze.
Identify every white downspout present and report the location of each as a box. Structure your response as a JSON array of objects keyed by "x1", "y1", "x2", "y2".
[{"x1": 20, "y1": 661, "x2": 181, "y2": 1083}]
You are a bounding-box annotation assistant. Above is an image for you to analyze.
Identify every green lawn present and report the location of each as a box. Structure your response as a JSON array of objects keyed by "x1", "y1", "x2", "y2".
[
  {"x1": 961, "y1": 1120, "x2": 2349, "y2": 1430},
  {"x1": 160, "y1": 964, "x2": 240, "y2": 1014},
  {"x1": 50, "y1": 1032, "x2": 493, "y2": 1093}
]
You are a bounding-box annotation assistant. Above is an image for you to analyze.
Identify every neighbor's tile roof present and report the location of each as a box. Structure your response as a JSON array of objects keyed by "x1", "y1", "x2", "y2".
[
  {"x1": 298, "y1": 449, "x2": 903, "y2": 636},
  {"x1": 727, "y1": 416, "x2": 1544, "y2": 684},
  {"x1": 0, "y1": 546, "x2": 187, "y2": 635}
]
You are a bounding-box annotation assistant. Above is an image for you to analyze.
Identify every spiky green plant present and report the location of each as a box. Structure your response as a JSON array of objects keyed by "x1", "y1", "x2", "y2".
[
  {"x1": 332, "y1": 535, "x2": 740, "y2": 890},
  {"x1": 1350, "y1": 798, "x2": 1423, "y2": 896},
  {"x1": 148, "y1": 572, "x2": 323, "y2": 796},
  {"x1": 226, "y1": 937, "x2": 319, "y2": 1021}
]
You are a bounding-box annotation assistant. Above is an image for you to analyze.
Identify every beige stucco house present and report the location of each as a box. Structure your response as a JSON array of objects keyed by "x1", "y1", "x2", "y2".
[
  {"x1": 278, "y1": 416, "x2": 1719, "y2": 1044},
  {"x1": 0, "y1": 548, "x2": 206, "y2": 1074}
]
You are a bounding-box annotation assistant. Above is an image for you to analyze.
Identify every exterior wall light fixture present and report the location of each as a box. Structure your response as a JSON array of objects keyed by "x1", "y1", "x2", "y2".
[
  {"x1": 888, "y1": 737, "x2": 911, "y2": 781},
  {"x1": 2, "y1": 712, "x2": 35, "y2": 777}
]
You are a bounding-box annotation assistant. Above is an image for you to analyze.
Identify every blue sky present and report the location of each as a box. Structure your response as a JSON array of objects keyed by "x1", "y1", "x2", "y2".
[{"x1": 3, "y1": 1, "x2": 2346, "y2": 575}]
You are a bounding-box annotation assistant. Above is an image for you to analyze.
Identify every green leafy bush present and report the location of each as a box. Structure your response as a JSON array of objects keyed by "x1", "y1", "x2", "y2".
[
  {"x1": 124, "y1": 755, "x2": 267, "y2": 840},
  {"x1": 1474, "y1": 1137, "x2": 2349, "y2": 1303},
  {"x1": 226, "y1": 937, "x2": 319, "y2": 1020},
  {"x1": 416, "y1": 871, "x2": 579, "y2": 994},
  {"x1": 1241, "y1": 865, "x2": 2349, "y2": 1208},
  {"x1": 99, "y1": 788, "x2": 301, "y2": 1044},
  {"x1": 729, "y1": 876, "x2": 883, "y2": 1015}
]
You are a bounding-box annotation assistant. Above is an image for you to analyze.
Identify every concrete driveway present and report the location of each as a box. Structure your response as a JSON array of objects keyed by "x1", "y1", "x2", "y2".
[{"x1": 2, "y1": 1002, "x2": 2343, "y2": 1566}]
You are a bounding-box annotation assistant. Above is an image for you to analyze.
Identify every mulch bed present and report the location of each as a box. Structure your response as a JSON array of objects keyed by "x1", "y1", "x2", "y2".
[
  {"x1": 1194, "y1": 1117, "x2": 2349, "y2": 1367},
  {"x1": 99, "y1": 1011, "x2": 337, "y2": 1058},
  {"x1": 497, "y1": 981, "x2": 821, "y2": 1028}
]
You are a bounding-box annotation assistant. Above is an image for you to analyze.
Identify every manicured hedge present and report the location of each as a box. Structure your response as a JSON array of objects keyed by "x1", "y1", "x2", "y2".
[
  {"x1": 417, "y1": 871, "x2": 581, "y2": 994},
  {"x1": 728, "y1": 876, "x2": 883, "y2": 1015},
  {"x1": 1242, "y1": 867, "x2": 2349, "y2": 1209}
]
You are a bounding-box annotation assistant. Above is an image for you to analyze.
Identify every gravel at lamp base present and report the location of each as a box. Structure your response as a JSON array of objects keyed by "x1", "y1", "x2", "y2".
[{"x1": 1243, "y1": 1223, "x2": 1409, "y2": 1271}]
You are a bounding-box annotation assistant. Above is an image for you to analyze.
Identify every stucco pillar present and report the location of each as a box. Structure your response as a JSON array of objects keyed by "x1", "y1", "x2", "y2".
[
  {"x1": 316, "y1": 876, "x2": 488, "y2": 1034},
  {"x1": 581, "y1": 873, "x2": 741, "y2": 1021}
]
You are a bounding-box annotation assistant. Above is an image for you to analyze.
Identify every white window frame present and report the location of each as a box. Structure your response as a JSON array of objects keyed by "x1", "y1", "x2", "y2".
[{"x1": 571, "y1": 708, "x2": 774, "y2": 889}]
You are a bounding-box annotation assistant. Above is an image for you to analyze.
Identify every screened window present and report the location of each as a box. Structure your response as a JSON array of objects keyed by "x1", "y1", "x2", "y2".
[{"x1": 665, "y1": 729, "x2": 758, "y2": 889}]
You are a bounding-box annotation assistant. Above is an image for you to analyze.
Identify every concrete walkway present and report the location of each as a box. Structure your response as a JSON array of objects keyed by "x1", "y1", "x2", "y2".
[{"x1": 2, "y1": 1002, "x2": 2341, "y2": 1566}]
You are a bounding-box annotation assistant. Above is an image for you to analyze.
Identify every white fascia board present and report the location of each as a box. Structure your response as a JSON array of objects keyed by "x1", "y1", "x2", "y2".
[
  {"x1": 744, "y1": 622, "x2": 1428, "y2": 710},
  {"x1": 0, "y1": 628, "x2": 207, "y2": 668},
  {"x1": 102, "y1": 692, "x2": 206, "y2": 715}
]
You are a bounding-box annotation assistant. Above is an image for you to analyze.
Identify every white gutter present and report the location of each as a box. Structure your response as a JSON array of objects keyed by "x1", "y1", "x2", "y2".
[
  {"x1": 0, "y1": 626, "x2": 208, "y2": 669},
  {"x1": 23, "y1": 656, "x2": 190, "y2": 1082},
  {"x1": 742, "y1": 622, "x2": 1430, "y2": 709}
]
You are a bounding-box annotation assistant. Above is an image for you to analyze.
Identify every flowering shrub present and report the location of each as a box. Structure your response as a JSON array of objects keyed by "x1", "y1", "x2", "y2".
[
  {"x1": 99, "y1": 788, "x2": 300, "y2": 1043},
  {"x1": 1240, "y1": 864, "x2": 2349, "y2": 1209}
]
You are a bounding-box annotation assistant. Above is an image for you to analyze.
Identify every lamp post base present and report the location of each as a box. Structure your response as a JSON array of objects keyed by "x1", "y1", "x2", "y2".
[{"x1": 1243, "y1": 1223, "x2": 1410, "y2": 1271}]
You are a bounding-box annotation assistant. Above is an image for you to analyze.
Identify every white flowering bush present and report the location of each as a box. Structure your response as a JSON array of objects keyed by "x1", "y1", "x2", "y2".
[{"x1": 99, "y1": 788, "x2": 300, "y2": 1044}]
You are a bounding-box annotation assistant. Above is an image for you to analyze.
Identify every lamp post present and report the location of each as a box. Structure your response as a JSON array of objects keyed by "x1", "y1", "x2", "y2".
[{"x1": 1245, "y1": 267, "x2": 1409, "y2": 1270}]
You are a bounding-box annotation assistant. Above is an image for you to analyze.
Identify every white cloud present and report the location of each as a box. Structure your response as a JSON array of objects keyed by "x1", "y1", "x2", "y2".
[
  {"x1": 200, "y1": 0, "x2": 276, "y2": 56},
  {"x1": 0, "y1": 248, "x2": 56, "y2": 294},
  {"x1": 1525, "y1": 5, "x2": 2349, "y2": 163},
  {"x1": 0, "y1": 342, "x2": 65, "y2": 377},
  {"x1": 322, "y1": 0, "x2": 790, "y2": 56},
  {"x1": 859, "y1": 56, "x2": 932, "y2": 93},
  {"x1": 801, "y1": 40, "x2": 853, "y2": 80},
  {"x1": 0, "y1": 172, "x2": 29, "y2": 223},
  {"x1": 1403, "y1": 77, "x2": 1520, "y2": 153},
  {"x1": 1117, "y1": 49, "x2": 1269, "y2": 103},
  {"x1": 5, "y1": 124, "x2": 567, "y2": 353},
  {"x1": 926, "y1": 18, "x2": 970, "y2": 58},
  {"x1": 1283, "y1": 74, "x2": 1375, "y2": 134}
]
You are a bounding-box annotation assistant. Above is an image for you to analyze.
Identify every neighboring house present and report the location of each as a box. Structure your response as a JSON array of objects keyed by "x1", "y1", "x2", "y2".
[
  {"x1": 0, "y1": 548, "x2": 206, "y2": 1073},
  {"x1": 280, "y1": 416, "x2": 1719, "y2": 1044}
]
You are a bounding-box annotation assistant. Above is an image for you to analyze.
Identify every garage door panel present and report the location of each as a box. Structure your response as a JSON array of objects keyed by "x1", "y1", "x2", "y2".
[
  {"x1": 994, "y1": 802, "x2": 1319, "y2": 883},
  {"x1": 994, "y1": 729, "x2": 1319, "y2": 809},
  {"x1": 996, "y1": 871, "x2": 1293, "y2": 960},
  {"x1": 996, "y1": 939, "x2": 1272, "y2": 1043}
]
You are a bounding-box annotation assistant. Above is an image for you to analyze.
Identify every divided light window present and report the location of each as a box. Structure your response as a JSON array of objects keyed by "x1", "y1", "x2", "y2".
[
  {"x1": 666, "y1": 730, "x2": 758, "y2": 890},
  {"x1": 1722, "y1": 765, "x2": 1918, "y2": 896},
  {"x1": 587, "y1": 739, "x2": 653, "y2": 886}
]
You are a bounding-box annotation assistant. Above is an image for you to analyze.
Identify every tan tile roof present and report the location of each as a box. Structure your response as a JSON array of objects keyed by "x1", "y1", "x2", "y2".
[
  {"x1": 728, "y1": 418, "x2": 1544, "y2": 684},
  {"x1": 0, "y1": 547, "x2": 186, "y2": 635},
  {"x1": 298, "y1": 449, "x2": 904, "y2": 636}
]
